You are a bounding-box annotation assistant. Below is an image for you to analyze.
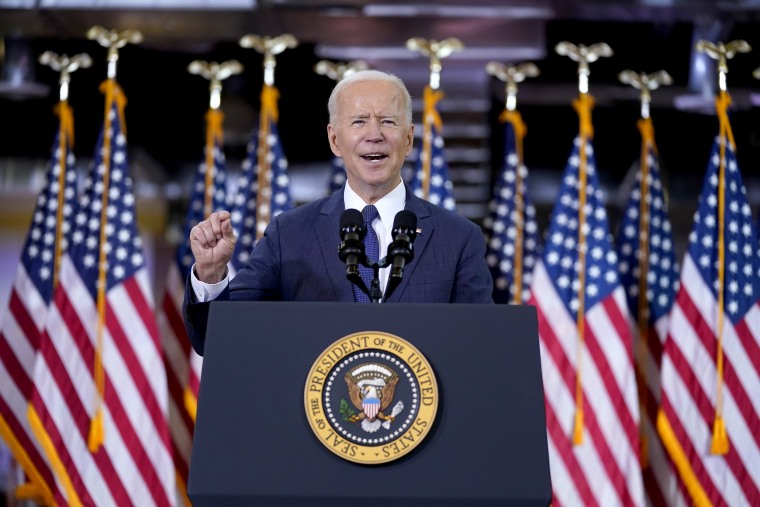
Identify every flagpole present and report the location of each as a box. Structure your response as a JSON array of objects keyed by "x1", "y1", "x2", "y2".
[
  {"x1": 5, "y1": 49, "x2": 90, "y2": 507},
  {"x1": 618, "y1": 68, "x2": 672, "y2": 466},
  {"x1": 556, "y1": 41, "x2": 613, "y2": 445},
  {"x1": 695, "y1": 39, "x2": 751, "y2": 456},
  {"x1": 486, "y1": 61, "x2": 538, "y2": 304},
  {"x1": 188, "y1": 59, "x2": 243, "y2": 218},
  {"x1": 239, "y1": 34, "x2": 298, "y2": 241},
  {"x1": 406, "y1": 37, "x2": 462, "y2": 201},
  {"x1": 85, "y1": 25, "x2": 142, "y2": 453},
  {"x1": 38, "y1": 52, "x2": 92, "y2": 289}
]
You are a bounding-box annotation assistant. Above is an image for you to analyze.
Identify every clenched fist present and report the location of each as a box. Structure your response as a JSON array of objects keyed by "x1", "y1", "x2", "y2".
[{"x1": 190, "y1": 210, "x2": 237, "y2": 283}]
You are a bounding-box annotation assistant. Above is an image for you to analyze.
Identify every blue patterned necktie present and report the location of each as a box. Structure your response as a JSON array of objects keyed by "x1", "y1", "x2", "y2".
[{"x1": 354, "y1": 205, "x2": 379, "y2": 303}]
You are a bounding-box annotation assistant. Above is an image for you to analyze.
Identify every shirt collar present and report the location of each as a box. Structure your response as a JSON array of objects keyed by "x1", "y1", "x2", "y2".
[{"x1": 344, "y1": 180, "x2": 406, "y2": 232}]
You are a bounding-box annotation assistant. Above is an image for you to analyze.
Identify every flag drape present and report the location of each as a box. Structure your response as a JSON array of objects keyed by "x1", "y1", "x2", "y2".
[
  {"x1": 657, "y1": 93, "x2": 760, "y2": 507},
  {"x1": 528, "y1": 94, "x2": 644, "y2": 506},
  {"x1": 157, "y1": 108, "x2": 227, "y2": 506},
  {"x1": 0, "y1": 101, "x2": 79, "y2": 506},
  {"x1": 485, "y1": 109, "x2": 539, "y2": 304},
  {"x1": 328, "y1": 155, "x2": 346, "y2": 195},
  {"x1": 229, "y1": 84, "x2": 292, "y2": 271},
  {"x1": 410, "y1": 86, "x2": 455, "y2": 211},
  {"x1": 616, "y1": 117, "x2": 687, "y2": 506},
  {"x1": 27, "y1": 79, "x2": 175, "y2": 507}
]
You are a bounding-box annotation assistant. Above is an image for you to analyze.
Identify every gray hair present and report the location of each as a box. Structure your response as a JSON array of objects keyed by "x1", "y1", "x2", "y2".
[{"x1": 327, "y1": 69, "x2": 413, "y2": 125}]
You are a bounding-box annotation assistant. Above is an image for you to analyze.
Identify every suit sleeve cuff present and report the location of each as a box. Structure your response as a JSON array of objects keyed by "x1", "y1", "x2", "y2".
[{"x1": 190, "y1": 264, "x2": 229, "y2": 302}]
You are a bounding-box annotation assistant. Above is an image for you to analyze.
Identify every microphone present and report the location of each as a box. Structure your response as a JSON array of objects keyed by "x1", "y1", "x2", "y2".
[
  {"x1": 387, "y1": 210, "x2": 417, "y2": 281},
  {"x1": 338, "y1": 209, "x2": 366, "y2": 279}
]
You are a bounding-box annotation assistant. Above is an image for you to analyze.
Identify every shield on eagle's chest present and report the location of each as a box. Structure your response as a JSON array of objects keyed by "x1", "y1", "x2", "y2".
[{"x1": 363, "y1": 398, "x2": 380, "y2": 419}]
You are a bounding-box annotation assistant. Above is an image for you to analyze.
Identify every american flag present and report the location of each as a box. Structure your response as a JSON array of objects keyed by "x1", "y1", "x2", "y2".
[
  {"x1": 616, "y1": 117, "x2": 687, "y2": 506},
  {"x1": 0, "y1": 102, "x2": 78, "y2": 506},
  {"x1": 484, "y1": 109, "x2": 539, "y2": 304},
  {"x1": 657, "y1": 95, "x2": 760, "y2": 506},
  {"x1": 328, "y1": 155, "x2": 347, "y2": 194},
  {"x1": 410, "y1": 86, "x2": 456, "y2": 211},
  {"x1": 157, "y1": 108, "x2": 227, "y2": 505},
  {"x1": 27, "y1": 80, "x2": 175, "y2": 506},
  {"x1": 528, "y1": 95, "x2": 644, "y2": 506},
  {"x1": 229, "y1": 84, "x2": 292, "y2": 271}
]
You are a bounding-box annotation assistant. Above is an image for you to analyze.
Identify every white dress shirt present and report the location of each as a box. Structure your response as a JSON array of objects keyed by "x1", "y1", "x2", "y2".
[{"x1": 343, "y1": 179, "x2": 406, "y2": 296}]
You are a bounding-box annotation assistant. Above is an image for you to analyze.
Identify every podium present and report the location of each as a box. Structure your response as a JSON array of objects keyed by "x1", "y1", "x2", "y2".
[{"x1": 188, "y1": 302, "x2": 551, "y2": 506}]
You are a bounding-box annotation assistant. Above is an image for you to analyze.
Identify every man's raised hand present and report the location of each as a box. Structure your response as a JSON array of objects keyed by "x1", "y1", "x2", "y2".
[{"x1": 190, "y1": 210, "x2": 237, "y2": 283}]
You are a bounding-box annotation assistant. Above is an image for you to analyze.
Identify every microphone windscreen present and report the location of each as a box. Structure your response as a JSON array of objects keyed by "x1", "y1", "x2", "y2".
[
  {"x1": 340, "y1": 209, "x2": 364, "y2": 230},
  {"x1": 393, "y1": 210, "x2": 417, "y2": 231}
]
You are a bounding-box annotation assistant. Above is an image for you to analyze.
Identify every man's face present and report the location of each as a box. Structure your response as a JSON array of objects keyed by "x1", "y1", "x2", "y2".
[{"x1": 327, "y1": 80, "x2": 414, "y2": 202}]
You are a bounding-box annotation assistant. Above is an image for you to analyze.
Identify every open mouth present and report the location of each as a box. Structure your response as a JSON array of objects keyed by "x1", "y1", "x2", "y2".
[{"x1": 361, "y1": 153, "x2": 388, "y2": 162}]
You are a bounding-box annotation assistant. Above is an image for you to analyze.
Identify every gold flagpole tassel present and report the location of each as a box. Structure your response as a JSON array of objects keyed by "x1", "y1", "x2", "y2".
[
  {"x1": 188, "y1": 60, "x2": 243, "y2": 217},
  {"x1": 618, "y1": 68, "x2": 672, "y2": 467},
  {"x1": 556, "y1": 41, "x2": 613, "y2": 446},
  {"x1": 406, "y1": 37, "x2": 462, "y2": 200},
  {"x1": 486, "y1": 61, "x2": 539, "y2": 304},
  {"x1": 239, "y1": 34, "x2": 298, "y2": 240},
  {"x1": 314, "y1": 59, "x2": 369, "y2": 82},
  {"x1": 86, "y1": 25, "x2": 142, "y2": 453},
  {"x1": 696, "y1": 38, "x2": 751, "y2": 456}
]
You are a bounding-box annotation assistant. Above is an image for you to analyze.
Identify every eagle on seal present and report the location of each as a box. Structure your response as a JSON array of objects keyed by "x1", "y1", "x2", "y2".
[{"x1": 345, "y1": 364, "x2": 403, "y2": 433}]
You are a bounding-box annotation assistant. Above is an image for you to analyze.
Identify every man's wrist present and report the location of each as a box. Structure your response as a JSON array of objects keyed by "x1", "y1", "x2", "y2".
[
  {"x1": 194, "y1": 265, "x2": 227, "y2": 284},
  {"x1": 190, "y1": 264, "x2": 229, "y2": 302}
]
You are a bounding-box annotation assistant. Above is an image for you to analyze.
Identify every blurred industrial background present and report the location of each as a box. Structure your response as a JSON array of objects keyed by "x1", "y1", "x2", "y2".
[
  {"x1": 2, "y1": 1, "x2": 760, "y2": 504},
  {"x1": 2, "y1": 1, "x2": 760, "y2": 230}
]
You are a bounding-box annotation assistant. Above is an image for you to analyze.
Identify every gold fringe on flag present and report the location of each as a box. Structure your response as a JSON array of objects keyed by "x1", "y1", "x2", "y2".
[
  {"x1": 255, "y1": 84, "x2": 280, "y2": 241},
  {"x1": 499, "y1": 109, "x2": 528, "y2": 304},
  {"x1": 53, "y1": 101, "x2": 74, "y2": 290},
  {"x1": 420, "y1": 86, "x2": 444, "y2": 200},
  {"x1": 711, "y1": 91, "x2": 735, "y2": 456},
  {"x1": 89, "y1": 78, "x2": 128, "y2": 453},
  {"x1": 571, "y1": 93, "x2": 594, "y2": 445},
  {"x1": 635, "y1": 116, "x2": 656, "y2": 466},
  {"x1": 203, "y1": 109, "x2": 224, "y2": 217}
]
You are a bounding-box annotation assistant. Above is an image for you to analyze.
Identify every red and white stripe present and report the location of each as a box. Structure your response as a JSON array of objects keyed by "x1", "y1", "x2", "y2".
[
  {"x1": 157, "y1": 261, "x2": 201, "y2": 506},
  {"x1": 636, "y1": 302, "x2": 690, "y2": 507},
  {"x1": 658, "y1": 255, "x2": 760, "y2": 506},
  {"x1": 0, "y1": 265, "x2": 62, "y2": 505},
  {"x1": 29, "y1": 255, "x2": 175, "y2": 506},
  {"x1": 529, "y1": 261, "x2": 644, "y2": 507}
]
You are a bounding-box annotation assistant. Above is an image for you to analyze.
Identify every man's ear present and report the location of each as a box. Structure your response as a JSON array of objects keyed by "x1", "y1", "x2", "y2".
[
  {"x1": 405, "y1": 123, "x2": 415, "y2": 156},
  {"x1": 327, "y1": 124, "x2": 342, "y2": 157}
]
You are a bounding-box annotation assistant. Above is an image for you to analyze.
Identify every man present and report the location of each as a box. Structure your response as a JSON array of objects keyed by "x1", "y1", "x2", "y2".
[{"x1": 185, "y1": 70, "x2": 493, "y2": 355}]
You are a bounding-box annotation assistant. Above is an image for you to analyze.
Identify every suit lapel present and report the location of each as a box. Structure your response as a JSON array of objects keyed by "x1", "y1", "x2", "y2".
[
  {"x1": 316, "y1": 191, "x2": 356, "y2": 302},
  {"x1": 385, "y1": 193, "x2": 432, "y2": 303}
]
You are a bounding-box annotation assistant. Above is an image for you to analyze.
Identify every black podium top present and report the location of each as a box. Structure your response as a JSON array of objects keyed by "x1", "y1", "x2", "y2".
[{"x1": 188, "y1": 302, "x2": 551, "y2": 506}]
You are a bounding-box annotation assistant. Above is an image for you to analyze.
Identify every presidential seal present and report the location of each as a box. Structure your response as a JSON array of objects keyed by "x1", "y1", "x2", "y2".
[{"x1": 304, "y1": 331, "x2": 438, "y2": 465}]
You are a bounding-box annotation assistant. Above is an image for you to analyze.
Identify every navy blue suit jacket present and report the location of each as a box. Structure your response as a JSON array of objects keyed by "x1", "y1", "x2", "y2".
[{"x1": 184, "y1": 187, "x2": 493, "y2": 354}]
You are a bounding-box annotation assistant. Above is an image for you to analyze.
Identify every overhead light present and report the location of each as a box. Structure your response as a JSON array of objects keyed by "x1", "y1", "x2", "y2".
[
  {"x1": 0, "y1": 37, "x2": 49, "y2": 100},
  {"x1": 315, "y1": 45, "x2": 545, "y2": 61},
  {"x1": 29, "y1": 0, "x2": 256, "y2": 8},
  {"x1": 363, "y1": 4, "x2": 553, "y2": 19}
]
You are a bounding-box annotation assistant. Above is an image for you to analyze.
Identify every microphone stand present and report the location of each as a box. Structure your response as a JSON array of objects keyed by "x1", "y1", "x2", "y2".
[
  {"x1": 367, "y1": 261, "x2": 383, "y2": 303},
  {"x1": 348, "y1": 258, "x2": 385, "y2": 303}
]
